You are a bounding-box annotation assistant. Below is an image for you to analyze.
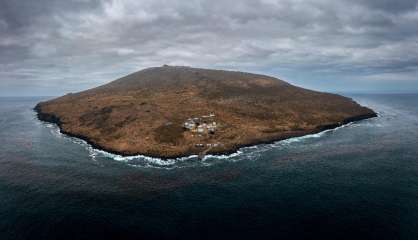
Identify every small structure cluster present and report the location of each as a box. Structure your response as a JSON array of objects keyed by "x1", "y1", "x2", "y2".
[
  {"x1": 195, "y1": 143, "x2": 221, "y2": 148},
  {"x1": 183, "y1": 113, "x2": 217, "y2": 134}
]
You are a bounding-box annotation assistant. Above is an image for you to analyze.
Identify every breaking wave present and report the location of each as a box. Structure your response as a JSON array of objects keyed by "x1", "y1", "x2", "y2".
[{"x1": 41, "y1": 118, "x2": 376, "y2": 169}]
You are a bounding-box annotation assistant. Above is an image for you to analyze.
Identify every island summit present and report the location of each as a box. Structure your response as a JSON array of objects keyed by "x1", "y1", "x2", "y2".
[{"x1": 35, "y1": 66, "x2": 377, "y2": 159}]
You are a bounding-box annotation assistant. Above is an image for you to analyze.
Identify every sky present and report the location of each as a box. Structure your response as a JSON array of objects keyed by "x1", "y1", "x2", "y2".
[{"x1": 1, "y1": 0, "x2": 418, "y2": 96}]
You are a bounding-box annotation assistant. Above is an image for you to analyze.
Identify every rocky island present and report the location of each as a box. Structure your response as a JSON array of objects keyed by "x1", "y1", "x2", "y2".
[{"x1": 35, "y1": 66, "x2": 377, "y2": 159}]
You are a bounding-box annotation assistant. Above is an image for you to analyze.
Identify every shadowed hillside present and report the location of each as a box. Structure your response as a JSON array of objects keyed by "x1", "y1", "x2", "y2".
[{"x1": 35, "y1": 66, "x2": 376, "y2": 158}]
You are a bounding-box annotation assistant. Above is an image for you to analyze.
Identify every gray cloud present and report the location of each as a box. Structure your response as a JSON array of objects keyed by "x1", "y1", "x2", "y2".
[{"x1": 0, "y1": 0, "x2": 417, "y2": 96}]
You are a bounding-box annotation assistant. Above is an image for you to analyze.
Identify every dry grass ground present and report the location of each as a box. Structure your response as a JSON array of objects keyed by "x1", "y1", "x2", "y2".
[{"x1": 35, "y1": 66, "x2": 376, "y2": 158}]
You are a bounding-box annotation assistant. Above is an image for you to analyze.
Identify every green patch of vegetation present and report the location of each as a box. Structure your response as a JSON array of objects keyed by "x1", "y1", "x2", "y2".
[{"x1": 154, "y1": 123, "x2": 184, "y2": 145}]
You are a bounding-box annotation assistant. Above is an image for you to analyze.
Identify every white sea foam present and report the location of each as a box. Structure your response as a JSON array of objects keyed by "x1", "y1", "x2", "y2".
[
  {"x1": 42, "y1": 119, "x2": 371, "y2": 169},
  {"x1": 36, "y1": 95, "x2": 382, "y2": 169}
]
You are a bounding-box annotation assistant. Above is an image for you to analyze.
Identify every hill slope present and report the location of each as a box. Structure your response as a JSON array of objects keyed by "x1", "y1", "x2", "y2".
[{"x1": 35, "y1": 66, "x2": 376, "y2": 158}]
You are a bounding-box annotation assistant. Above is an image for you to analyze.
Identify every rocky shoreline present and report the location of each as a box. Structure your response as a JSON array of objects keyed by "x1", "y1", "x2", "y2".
[
  {"x1": 33, "y1": 66, "x2": 379, "y2": 159},
  {"x1": 34, "y1": 104, "x2": 377, "y2": 159}
]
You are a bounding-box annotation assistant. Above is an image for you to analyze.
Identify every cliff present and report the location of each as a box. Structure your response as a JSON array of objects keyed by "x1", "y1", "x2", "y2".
[{"x1": 35, "y1": 66, "x2": 377, "y2": 158}]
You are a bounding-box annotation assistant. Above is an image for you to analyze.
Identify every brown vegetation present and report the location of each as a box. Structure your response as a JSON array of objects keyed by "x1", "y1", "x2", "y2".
[{"x1": 35, "y1": 66, "x2": 377, "y2": 158}]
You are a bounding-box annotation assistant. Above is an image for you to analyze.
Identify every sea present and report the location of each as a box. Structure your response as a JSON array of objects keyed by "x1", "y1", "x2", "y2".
[{"x1": 0, "y1": 94, "x2": 417, "y2": 240}]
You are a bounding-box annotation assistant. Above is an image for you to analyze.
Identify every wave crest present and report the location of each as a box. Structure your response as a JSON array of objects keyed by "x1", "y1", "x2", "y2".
[{"x1": 41, "y1": 119, "x2": 370, "y2": 169}]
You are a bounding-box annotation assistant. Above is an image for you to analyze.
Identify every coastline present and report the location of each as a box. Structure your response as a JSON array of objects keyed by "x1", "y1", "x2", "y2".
[{"x1": 34, "y1": 104, "x2": 378, "y2": 160}]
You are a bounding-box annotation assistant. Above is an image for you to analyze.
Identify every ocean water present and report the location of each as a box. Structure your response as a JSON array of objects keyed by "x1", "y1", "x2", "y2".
[{"x1": 0, "y1": 94, "x2": 417, "y2": 240}]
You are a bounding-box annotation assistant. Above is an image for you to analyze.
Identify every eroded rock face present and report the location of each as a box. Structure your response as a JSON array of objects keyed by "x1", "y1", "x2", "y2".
[{"x1": 35, "y1": 66, "x2": 377, "y2": 158}]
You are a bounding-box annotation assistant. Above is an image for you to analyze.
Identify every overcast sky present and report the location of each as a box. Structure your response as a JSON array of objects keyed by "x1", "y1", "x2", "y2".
[{"x1": 1, "y1": 0, "x2": 418, "y2": 96}]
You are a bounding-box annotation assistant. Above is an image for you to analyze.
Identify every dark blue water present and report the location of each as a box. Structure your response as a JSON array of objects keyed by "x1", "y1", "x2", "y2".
[{"x1": 0, "y1": 94, "x2": 417, "y2": 240}]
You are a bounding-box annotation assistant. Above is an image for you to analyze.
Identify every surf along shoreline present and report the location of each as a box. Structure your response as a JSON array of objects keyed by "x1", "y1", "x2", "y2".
[{"x1": 34, "y1": 104, "x2": 377, "y2": 160}]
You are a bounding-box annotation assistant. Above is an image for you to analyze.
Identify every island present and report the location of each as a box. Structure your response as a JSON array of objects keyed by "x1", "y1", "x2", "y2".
[{"x1": 35, "y1": 66, "x2": 377, "y2": 159}]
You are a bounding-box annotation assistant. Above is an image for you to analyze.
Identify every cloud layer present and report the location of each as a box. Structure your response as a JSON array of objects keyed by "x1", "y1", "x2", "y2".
[{"x1": 1, "y1": 0, "x2": 418, "y2": 95}]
